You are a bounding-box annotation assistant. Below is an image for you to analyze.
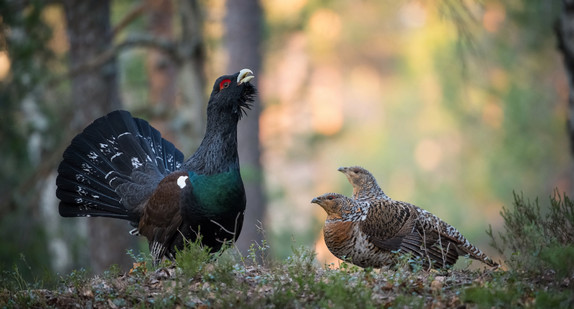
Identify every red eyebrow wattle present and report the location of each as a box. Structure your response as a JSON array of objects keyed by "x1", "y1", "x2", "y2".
[{"x1": 219, "y1": 79, "x2": 231, "y2": 90}]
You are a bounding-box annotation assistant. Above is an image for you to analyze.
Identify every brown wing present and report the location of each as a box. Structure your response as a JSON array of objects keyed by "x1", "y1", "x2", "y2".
[
  {"x1": 138, "y1": 171, "x2": 187, "y2": 262},
  {"x1": 359, "y1": 199, "x2": 417, "y2": 251},
  {"x1": 360, "y1": 200, "x2": 460, "y2": 268},
  {"x1": 415, "y1": 206, "x2": 499, "y2": 267},
  {"x1": 404, "y1": 226, "x2": 460, "y2": 268}
]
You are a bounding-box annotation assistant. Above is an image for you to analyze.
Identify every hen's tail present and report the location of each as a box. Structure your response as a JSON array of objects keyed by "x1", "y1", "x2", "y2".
[{"x1": 56, "y1": 110, "x2": 184, "y2": 224}]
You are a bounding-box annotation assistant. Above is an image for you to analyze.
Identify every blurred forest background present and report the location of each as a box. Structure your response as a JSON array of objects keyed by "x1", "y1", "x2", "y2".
[{"x1": 0, "y1": 0, "x2": 571, "y2": 280}]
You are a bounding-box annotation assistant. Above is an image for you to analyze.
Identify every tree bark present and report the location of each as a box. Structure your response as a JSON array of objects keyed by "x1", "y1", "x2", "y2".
[
  {"x1": 145, "y1": 0, "x2": 178, "y2": 144},
  {"x1": 225, "y1": 0, "x2": 266, "y2": 255},
  {"x1": 63, "y1": 0, "x2": 136, "y2": 274},
  {"x1": 146, "y1": 0, "x2": 177, "y2": 109},
  {"x1": 177, "y1": 0, "x2": 207, "y2": 152},
  {"x1": 556, "y1": 0, "x2": 574, "y2": 160},
  {"x1": 556, "y1": 0, "x2": 574, "y2": 195}
]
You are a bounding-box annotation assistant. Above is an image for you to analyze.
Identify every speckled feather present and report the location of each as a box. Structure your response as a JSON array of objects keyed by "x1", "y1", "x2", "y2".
[
  {"x1": 338, "y1": 166, "x2": 390, "y2": 202},
  {"x1": 313, "y1": 166, "x2": 499, "y2": 269}
]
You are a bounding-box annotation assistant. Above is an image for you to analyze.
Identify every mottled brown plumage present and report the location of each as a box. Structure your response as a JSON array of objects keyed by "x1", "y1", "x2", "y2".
[
  {"x1": 313, "y1": 167, "x2": 499, "y2": 269},
  {"x1": 312, "y1": 193, "x2": 397, "y2": 268},
  {"x1": 338, "y1": 166, "x2": 389, "y2": 202}
]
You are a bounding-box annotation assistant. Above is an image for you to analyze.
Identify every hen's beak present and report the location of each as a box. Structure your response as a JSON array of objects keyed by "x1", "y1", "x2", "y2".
[
  {"x1": 337, "y1": 167, "x2": 348, "y2": 173},
  {"x1": 311, "y1": 197, "x2": 320, "y2": 204},
  {"x1": 238, "y1": 69, "x2": 255, "y2": 85}
]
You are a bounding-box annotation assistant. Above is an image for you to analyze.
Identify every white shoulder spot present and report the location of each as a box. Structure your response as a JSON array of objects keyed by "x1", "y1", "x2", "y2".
[{"x1": 177, "y1": 175, "x2": 189, "y2": 189}]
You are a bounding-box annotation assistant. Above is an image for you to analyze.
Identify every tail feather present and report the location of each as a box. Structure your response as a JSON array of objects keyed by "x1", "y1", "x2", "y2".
[
  {"x1": 56, "y1": 110, "x2": 184, "y2": 223},
  {"x1": 57, "y1": 174, "x2": 129, "y2": 220},
  {"x1": 132, "y1": 117, "x2": 181, "y2": 175},
  {"x1": 57, "y1": 164, "x2": 120, "y2": 206},
  {"x1": 455, "y1": 241, "x2": 499, "y2": 268}
]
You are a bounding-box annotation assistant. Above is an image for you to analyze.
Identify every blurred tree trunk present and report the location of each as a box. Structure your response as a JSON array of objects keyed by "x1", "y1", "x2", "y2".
[
  {"x1": 556, "y1": 0, "x2": 574, "y2": 160},
  {"x1": 177, "y1": 0, "x2": 207, "y2": 152},
  {"x1": 225, "y1": 0, "x2": 266, "y2": 255},
  {"x1": 146, "y1": 0, "x2": 177, "y2": 109},
  {"x1": 556, "y1": 0, "x2": 574, "y2": 194},
  {"x1": 142, "y1": 0, "x2": 206, "y2": 152},
  {"x1": 145, "y1": 0, "x2": 178, "y2": 142},
  {"x1": 62, "y1": 0, "x2": 136, "y2": 273}
]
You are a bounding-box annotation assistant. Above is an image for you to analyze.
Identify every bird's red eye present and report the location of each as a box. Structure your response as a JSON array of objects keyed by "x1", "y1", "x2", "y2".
[{"x1": 219, "y1": 79, "x2": 231, "y2": 90}]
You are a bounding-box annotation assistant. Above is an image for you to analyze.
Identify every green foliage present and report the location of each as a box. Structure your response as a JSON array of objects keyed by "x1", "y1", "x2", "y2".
[
  {"x1": 393, "y1": 294, "x2": 425, "y2": 309},
  {"x1": 0, "y1": 263, "x2": 32, "y2": 292},
  {"x1": 464, "y1": 270, "x2": 574, "y2": 308},
  {"x1": 467, "y1": 192, "x2": 574, "y2": 308},
  {"x1": 0, "y1": 254, "x2": 58, "y2": 292},
  {"x1": 60, "y1": 268, "x2": 89, "y2": 292},
  {"x1": 464, "y1": 285, "x2": 524, "y2": 308},
  {"x1": 0, "y1": 255, "x2": 60, "y2": 308},
  {"x1": 535, "y1": 290, "x2": 574, "y2": 309},
  {"x1": 174, "y1": 237, "x2": 213, "y2": 279},
  {"x1": 539, "y1": 245, "x2": 574, "y2": 279},
  {"x1": 260, "y1": 246, "x2": 374, "y2": 308},
  {"x1": 264, "y1": 246, "x2": 317, "y2": 307},
  {"x1": 488, "y1": 192, "x2": 574, "y2": 278},
  {"x1": 202, "y1": 249, "x2": 236, "y2": 285},
  {"x1": 101, "y1": 264, "x2": 122, "y2": 281},
  {"x1": 246, "y1": 238, "x2": 270, "y2": 265},
  {"x1": 317, "y1": 263, "x2": 373, "y2": 308}
]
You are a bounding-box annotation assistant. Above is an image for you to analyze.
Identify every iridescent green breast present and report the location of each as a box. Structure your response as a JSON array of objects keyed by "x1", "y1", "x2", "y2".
[{"x1": 188, "y1": 170, "x2": 245, "y2": 214}]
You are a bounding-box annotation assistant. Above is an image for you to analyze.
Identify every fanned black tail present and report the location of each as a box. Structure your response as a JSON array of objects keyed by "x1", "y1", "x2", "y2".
[{"x1": 56, "y1": 110, "x2": 184, "y2": 223}]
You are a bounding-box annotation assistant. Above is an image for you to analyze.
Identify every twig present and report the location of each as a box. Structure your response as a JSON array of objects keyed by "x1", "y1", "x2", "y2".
[
  {"x1": 112, "y1": 2, "x2": 148, "y2": 37},
  {"x1": 46, "y1": 35, "x2": 180, "y2": 88}
]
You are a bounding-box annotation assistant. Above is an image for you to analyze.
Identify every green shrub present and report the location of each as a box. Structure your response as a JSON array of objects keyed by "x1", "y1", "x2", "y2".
[
  {"x1": 535, "y1": 290, "x2": 574, "y2": 308},
  {"x1": 488, "y1": 191, "x2": 574, "y2": 278},
  {"x1": 464, "y1": 285, "x2": 523, "y2": 308},
  {"x1": 175, "y1": 237, "x2": 212, "y2": 279}
]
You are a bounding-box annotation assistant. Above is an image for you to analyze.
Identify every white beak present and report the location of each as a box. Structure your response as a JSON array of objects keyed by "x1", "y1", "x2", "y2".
[{"x1": 237, "y1": 68, "x2": 255, "y2": 84}]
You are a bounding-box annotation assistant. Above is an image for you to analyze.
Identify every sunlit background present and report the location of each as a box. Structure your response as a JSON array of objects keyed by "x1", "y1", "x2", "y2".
[
  {"x1": 0, "y1": 0, "x2": 570, "y2": 274},
  {"x1": 258, "y1": 0, "x2": 569, "y2": 264}
]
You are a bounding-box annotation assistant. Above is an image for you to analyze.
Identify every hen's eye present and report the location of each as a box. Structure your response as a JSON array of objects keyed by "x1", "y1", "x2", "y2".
[{"x1": 219, "y1": 79, "x2": 231, "y2": 90}]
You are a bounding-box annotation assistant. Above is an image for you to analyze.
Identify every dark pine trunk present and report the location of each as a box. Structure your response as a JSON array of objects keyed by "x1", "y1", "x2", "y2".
[
  {"x1": 225, "y1": 0, "x2": 266, "y2": 255},
  {"x1": 556, "y1": 0, "x2": 574, "y2": 194},
  {"x1": 177, "y1": 0, "x2": 207, "y2": 152},
  {"x1": 62, "y1": 0, "x2": 136, "y2": 273},
  {"x1": 145, "y1": 0, "x2": 178, "y2": 143},
  {"x1": 557, "y1": 1, "x2": 574, "y2": 157}
]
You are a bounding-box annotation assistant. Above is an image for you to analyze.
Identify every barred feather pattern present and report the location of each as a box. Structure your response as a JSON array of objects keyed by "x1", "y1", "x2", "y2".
[
  {"x1": 338, "y1": 166, "x2": 390, "y2": 202},
  {"x1": 321, "y1": 166, "x2": 500, "y2": 269},
  {"x1": 318, "y1": 194, "x2": 397, "y2": 268},
  {"x1": 314, "y1": 192, "x2": 498, "y2": 269},
  {"x1": 409, "y1": 203, "x2": 498, "y2": 267}
]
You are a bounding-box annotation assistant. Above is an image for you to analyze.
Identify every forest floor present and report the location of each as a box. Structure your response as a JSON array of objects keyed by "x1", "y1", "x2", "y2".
[
  {"x1": 4, "y1": 191, "x2": 574, "y2": 308},
  {"x1": 1, "y1": 243, "x2": 573, "y2": 308}
]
